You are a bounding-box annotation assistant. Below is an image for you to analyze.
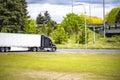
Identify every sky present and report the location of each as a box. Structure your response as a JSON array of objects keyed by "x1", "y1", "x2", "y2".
[{"x1": 26, "y1": 0, "x2": 120, "y2": 23}]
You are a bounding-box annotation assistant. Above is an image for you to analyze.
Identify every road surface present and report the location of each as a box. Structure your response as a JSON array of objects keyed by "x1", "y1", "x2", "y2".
[
  {"x1": 57, "y1": 49, "x2": 120, "y2": 54},
  {"x1": 0, "y1": 47, "x2": 120, "y2": 54}
]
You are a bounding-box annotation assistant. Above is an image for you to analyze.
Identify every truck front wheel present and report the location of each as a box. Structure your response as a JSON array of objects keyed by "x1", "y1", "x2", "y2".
[
  {"x1": 36, "y1": 47, "x2": 40, "y2": 52},
  {"x1": 51, "y1": 47, "x2": 56, "y2": 52}
]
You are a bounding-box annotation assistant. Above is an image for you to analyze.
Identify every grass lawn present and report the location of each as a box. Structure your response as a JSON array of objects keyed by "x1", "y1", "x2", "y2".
[
  {"x1": 56, "y1": 35, "x2": 120, "y2": 49},
  {"x1": 56, "y1": 41, "x2": 120, "y2": 49},
  {"x1": 0, "y1": 53, "x2": 120, "y2": 80}
]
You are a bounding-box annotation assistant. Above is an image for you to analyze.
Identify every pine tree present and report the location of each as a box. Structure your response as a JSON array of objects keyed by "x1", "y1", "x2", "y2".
[
  {"x1": 36, "y1": 11, "x2": 51, "y2": 25},
  {"x1": 44, "y1": 11, "x2": 51, "y2": 24},
  {"x1": 36, "y1": 13, "x2": 44, "y2": 24},
  {"x1": 0, "y1": 0, "x2": 28, "y2": 33},
  {"x1": 36, "y1": 11, "x2": 57, "y2": 36}
]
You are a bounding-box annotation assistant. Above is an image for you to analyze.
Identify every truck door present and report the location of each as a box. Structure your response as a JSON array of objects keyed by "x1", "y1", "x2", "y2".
[
  {"x1": 41, "y1": 35, "x2": 45, "y2": 48},
  {"x1": 41, "y1": 35, "x2": 51, "y2": 48},
  {"x1": 41, "y1": 35, "x2": 56, "y2": 51}
]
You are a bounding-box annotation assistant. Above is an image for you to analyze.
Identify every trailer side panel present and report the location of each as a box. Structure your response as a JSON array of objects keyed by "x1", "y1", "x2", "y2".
[{"x1": 0, "y1": 33, "x2": 41, "y2": 47}]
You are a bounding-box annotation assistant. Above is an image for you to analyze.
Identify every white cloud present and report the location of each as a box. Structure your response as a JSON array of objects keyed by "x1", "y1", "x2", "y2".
[
  {"x1": 70, "y1": 3, "x2": 114, "y2": 18},
  {"x1": 27, "y1": 3, "x2": 72, "y2": 23},
  {"x1": 27, "y1": 3, "x2": 114, "y2": 23}
]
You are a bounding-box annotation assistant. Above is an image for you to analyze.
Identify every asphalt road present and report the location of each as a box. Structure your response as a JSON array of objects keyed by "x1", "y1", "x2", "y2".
[
  {"x1": 0, "y1": 48, "x2": 120, "y2": 54},
  {"x1": 57, "y1": 49, "x2": 120, "y2": 54}
]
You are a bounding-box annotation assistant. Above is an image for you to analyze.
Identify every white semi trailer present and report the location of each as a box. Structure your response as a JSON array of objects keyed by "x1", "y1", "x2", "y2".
[{"x1": 0, "y1": 33, "x2": 56, "y2": 52}]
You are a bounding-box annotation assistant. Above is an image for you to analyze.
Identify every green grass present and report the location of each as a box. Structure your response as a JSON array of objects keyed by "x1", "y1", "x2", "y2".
[
  {"x1": 0, "y1": 53, "x2": 120, "y2": 80},
  {"x1": 54, "y1": 31, "x2": 120, "y2": 49},
  {"x1": 56, "y1": 36, "x2": 120, "y2": 49}
]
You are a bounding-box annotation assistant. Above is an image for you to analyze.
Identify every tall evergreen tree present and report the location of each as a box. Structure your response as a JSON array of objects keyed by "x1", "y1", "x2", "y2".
[
  {"x1": 0, "y1": 0, "x2": 28, "y2": 33},
  {"x1": 36, "y1": 13, "x2": 44, "y2": 24},
  {"x1": 36, "y1": 11, "x2": 51, "y2": 25},
  {"x1": 36, "y1": 11, "x2": 57, "y2": 36},
  {"x1": 44, "y1": 11, "x2": 51, "y2": 24}
]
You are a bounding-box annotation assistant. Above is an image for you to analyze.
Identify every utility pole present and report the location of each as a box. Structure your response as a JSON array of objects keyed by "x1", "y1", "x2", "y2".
[{"x1": 89, "y1": 4, "x2": 96, "y2": 44}]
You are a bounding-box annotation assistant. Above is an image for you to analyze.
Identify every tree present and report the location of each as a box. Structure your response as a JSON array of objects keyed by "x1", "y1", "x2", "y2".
[
  {"x1": 116, "y1": 10, "x2": 120, "y2": 23},
  {"x1": 106, "y1": 7, "x2": 120, "y2": 24},
  {"x1": 36, "y1": 11, "x2": 57, "y2": 36},
  {"x1": 50, "y1": 26, "x2": 68, "y2": 44},
  {"x1": 61, "y1": 13, "x2": 91, "y2": 44},
  {"x1": 44, "y1": 11, "x2": 51, "y2": 24},
  {"x1": 46, "y1": 20, "x2": 57, "y2": 36},
  {"x1": 36, "y1": 11, "x2": 51, "y2": 25},
  {"x1": 0, "y1": 0, "x2": 28, "y2": 33},
  {"x1": 24, "y1": 18, "x2": 36, "y2": 34},
  {"x1": 36, "y1": 13, "x2": 44, "y2": 24},
  {"x1": 76, "y1": 26, "x2": 85, "y2": 44},
  {"x1": 90, "y1": 16, "x2": 103, "y2": 24},
  {"x1": 61, "y1": 13, "x2": 81, "y2": 35}
]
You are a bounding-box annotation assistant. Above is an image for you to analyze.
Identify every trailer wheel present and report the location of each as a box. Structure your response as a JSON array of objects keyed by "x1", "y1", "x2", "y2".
[
  {"x1": 32, "y1": 47, "x2": 37, "y2": 52},
  {"x1": 0, "y1": 47, "x2": 5, "y2": 52},
  {"x1": 5, "y1": 47, "x2": 10, "y2": 52}
]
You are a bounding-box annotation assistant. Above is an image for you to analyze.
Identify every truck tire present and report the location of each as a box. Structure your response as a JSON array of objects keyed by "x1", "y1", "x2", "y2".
[
  {"x1": 32, "y1": 47, "x2": 37, "y2": 52},
  {"x1": 51, "y1": 47, "x2": 56, "y2": 52},
  {"x1": 5, "y1": 47, "x2": 10, "y2": 52},
  {"x1": 37, "y1": 47, "x2": 40, "y2": 52},
  {"x1": 0, "y1": 47, "x2": 5, "y2": 52}
]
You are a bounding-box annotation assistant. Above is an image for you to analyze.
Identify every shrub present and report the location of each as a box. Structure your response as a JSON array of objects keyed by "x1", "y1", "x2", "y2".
[{"x1": 50, "y1": 26, "x2": 68, "y2": 44}]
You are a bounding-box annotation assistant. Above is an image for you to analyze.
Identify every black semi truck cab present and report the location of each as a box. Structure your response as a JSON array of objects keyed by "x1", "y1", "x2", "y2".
[{"x1": 41, "y1": 35, "x2": 57, "y2": 52}]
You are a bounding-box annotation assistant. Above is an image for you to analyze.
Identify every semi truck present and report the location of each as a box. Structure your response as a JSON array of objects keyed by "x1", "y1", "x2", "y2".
[{"x1": 0, "y1": 33, "x2": 56, "y2": 52}]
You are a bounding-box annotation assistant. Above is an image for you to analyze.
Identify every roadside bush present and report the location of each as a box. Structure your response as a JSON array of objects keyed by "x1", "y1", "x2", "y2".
[
  {"x1": 76, "y1": 28, "x2": 85, "y2": 44},
  {"x1": 50, "y1": 26, "x2": 68, "y2": 44},
  {"x1": 25, "y1": 18, "x2": 37, "y2": 34},
  {"x1": 76, "y1": 27, "x2": 92, "y2": 44},
  {"x1": 1, "y1": 27, "x2": 9, "y2": 32},
  {"x1": 106, "y1": 36, "x2": 120, "y2": 44}
]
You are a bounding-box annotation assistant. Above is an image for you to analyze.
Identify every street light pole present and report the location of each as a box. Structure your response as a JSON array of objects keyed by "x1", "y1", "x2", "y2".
[
  {"x1": 89, "y1": 4, "x2": 96, "y2": 44},
  {"x1": 80, "y1": 4, "x2": 87, "y2": 49},
  {"x1": 84, "y1": 8, "x2": 87, "y2": 49},
  {"x1": 72, "y1": 3, "x2": 87, "y2": 49},
  {"x1": 103, "y1": 0, "x2": 106, "y2": 38},
  {"x1": 72, "y1": 0, "x2": 73, "y2": 13}
]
